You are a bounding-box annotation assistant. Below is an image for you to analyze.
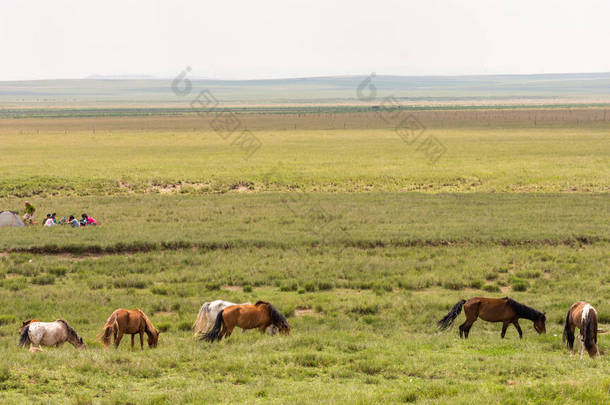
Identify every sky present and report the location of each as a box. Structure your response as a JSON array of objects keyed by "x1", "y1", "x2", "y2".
[{"x1": 1, "y1": 0, "x2": 609, "y2": 81}]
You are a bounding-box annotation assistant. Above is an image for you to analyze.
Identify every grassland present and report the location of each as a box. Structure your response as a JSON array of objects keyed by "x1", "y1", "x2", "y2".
[
  {"x1": 1, "y1": 109, "x2": 609, "y2": 197},
  {"x1": 0, "y1": 106, "x2": 608, "y2": 404}
]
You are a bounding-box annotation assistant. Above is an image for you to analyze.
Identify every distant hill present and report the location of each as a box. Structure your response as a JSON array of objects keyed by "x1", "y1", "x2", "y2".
[{"x1": 1, "y1": 73, "x2": 609, "y2": 107}]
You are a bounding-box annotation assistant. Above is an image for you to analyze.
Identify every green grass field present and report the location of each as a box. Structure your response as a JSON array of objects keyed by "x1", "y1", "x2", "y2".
[{"x1": 0, "y1": 107, "x2": 608, "y2": 404}]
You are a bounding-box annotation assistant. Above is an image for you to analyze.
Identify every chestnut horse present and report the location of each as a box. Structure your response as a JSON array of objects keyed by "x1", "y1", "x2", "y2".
[
  {"x1": 193, "y1": 300, "x2": 277, "y2": 336},
  {"x1": 19, "y1": 319, "x2": 86, "y2": 353},
  {"x1": 99, "y1": 308, "x2": 160, "y2": 349},
  {"x1": 202, "y1": 301, "x2": 290, "y2": 343},
  {"x1": 438, "y1": 297, "x2": 546, "y2": 339},
  {"x1": 563, "y1": 301, "x2": 599, "y2": 358}
]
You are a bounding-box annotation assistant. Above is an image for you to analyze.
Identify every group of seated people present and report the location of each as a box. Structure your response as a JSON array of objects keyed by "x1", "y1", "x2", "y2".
[{"x1": 43, "y1": 213, "x2": 99, "y2": 228}]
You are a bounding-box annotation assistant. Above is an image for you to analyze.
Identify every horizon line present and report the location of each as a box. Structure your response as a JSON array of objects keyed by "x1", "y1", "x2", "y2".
[{"x1": 2, "y1": 71, "x2": 610, "y2": 83}]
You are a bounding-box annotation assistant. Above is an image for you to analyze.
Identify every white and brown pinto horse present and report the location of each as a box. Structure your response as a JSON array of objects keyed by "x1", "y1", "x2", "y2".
[
  {"x1": 19, "y1": 319, "x2": 86, "y2": 353},
  {"x1": 193, "y1": 300, "x2": 277, "y2": 337},
  {"x1": 563, "y1": 301, "x2": 600, "y2": 358}
]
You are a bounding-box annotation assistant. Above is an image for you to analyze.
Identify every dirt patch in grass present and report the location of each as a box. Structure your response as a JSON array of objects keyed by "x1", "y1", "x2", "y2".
[
  {"x1": 145, "y1": 182, "x2": 211, "y2": 194},
  {"x1": 295, "y1": 309, "x2": 320, "y2": 317},
  {"x1": 154, "y1": 312, "x2": 175, "y2": 317},
  {"x1": 223, "y1": 285, "x2": 241, "y2": 292}
]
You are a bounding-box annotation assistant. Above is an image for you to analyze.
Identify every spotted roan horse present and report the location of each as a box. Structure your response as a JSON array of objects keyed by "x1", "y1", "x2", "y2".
[
  {"x1": 438, "y1": 297, "x2": 546, "y2": 339},
  {"x1": 19, "y1": 319, "x2": 86, "y2": 353}
]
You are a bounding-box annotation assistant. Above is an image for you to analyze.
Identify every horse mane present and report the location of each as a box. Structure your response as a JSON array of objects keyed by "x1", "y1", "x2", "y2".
[
  {"x1": 506, "y1": 298, "x2": 545, "y2": 321},
  {"x1": 582, "y1": 305, "x2": 598, "y2": 350},
  {"x1": 56, "y1": 319, "x2": 81, "y2": 340},
  {"x1": 137, "y1": 309, "x2": 158, "y2": 335},
  {"x1": 260, "y1": 302, "x2": 290, "y2": 331}
]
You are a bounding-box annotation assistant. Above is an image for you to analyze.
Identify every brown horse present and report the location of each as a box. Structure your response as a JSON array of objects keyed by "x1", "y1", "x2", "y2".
[
  {"x1": 563, "y1": 301, "x2": 599, "y2": 358},
  {"x1": 19, "y1": 319, "x2": 39, "y2": 334},
  {"x1": 438, "y1": 297, "x2": 546, "y2": 339},
  {"x1": 99, "y1": 309, "x2": 160, "y2": 349},
  {"x1": 202, "y1": 301, "x2": 290, "y2": 343}
]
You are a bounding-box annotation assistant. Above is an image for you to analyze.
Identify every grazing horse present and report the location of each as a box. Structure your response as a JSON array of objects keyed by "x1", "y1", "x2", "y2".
[
  {"x1": 99, "y1": 309, "x2": 160, "y2": 350},
  {"x1": 193, "y1": 300, "x2": 277, "y2": 337},
  {"x1": 438, "y1": 297, "x2": 546, "y2": 339},
  {"x1": 19, "y1": 319, "x2": 86, "y2": 353},
  {"x1": 202, "y1": 301, "x2": 290, "y2": 343},
  {"x1": 19, "y1": 319, "x2": 39, "y2": 334},
  {"x1": 563, "y1": 301, "x2": 599, "y2": 358}
]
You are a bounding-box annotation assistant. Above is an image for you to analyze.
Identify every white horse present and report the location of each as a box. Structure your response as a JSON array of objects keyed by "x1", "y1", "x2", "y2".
[
  {"x1": 193, "y1": 300, "x2": 277, "y2": 336},
  {"x1": 19, "y1": 319, "x2": 86, "y2": 353}
]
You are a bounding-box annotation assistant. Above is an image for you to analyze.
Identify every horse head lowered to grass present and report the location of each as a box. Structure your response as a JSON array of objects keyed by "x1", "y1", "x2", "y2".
[
  {"x1": 202, "y1": 301, "x2": 290, "y2": 343},
  {"x1": 563, "y1": 301, "x2": 599, "y2": 358},
  {"x1": 99, "y1": 308, "x2": 160, "y2": 350},
  {"x1": 438, "y1": 297, "x2": 546, "y2": 339},
  {"x1": 193, "y1": 299, "x2": 278, "y2": 337},
  {"x1": 19, "y1": 319, "x2": 86, "y2": 353}
]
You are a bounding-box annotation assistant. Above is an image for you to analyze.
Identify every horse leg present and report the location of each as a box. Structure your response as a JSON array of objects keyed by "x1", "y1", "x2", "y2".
[
  {"x1": 512, "y1": 320, "x2": 523, "y2": 339},
  {"x1": 139, "y1": 332, "x2": 144, "y2": 350},
  {"x1": 224, "y1": 324, "x2": 234, "y2": 338},
  {"x1": 460, "y1": 303, "x2": 479, "y2": 339},
  {"x1": 114, "y1": 331, "x2": 124, "y2": 349},
  {"x1": 29, "y1": 344, "x2": 43, "y2": 353},
  {"x1": 577, "y1": 333, "x2": 584, "y2": 358},
  {"x1": 459, "y1": 320, "x2": 475, "y2": 338},
  {"x1": 501, "y1": 322, "x2": 509, "y2": 338},
  {"x1": 130, "y1": 334, "x2": 135, "y2": 350},
  {"x1": 569, "y1": 325, "x2": 576, "y2": 356}
]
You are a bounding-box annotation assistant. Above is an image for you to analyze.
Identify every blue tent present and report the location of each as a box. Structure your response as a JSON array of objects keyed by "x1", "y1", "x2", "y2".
[{"x1": 0, "y1": 211, "x2": 25, "y2": 227}]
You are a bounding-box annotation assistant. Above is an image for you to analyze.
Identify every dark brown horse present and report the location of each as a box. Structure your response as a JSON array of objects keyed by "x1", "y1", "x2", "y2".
[
  {"x1": 99, "y1": 309, "x2": 160, "y2": 349},
  {"x1": 202, "y1": 301, "x2": 290, "y2": 343},
  {"x1": 563, "y1": 301, "x2": 599, "y2": 358},
  {"x1": 438, "y1": 297, "x2": 546, "y2": 339}
]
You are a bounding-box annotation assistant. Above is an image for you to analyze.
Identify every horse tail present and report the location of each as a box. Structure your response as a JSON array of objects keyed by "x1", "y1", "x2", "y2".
[
  {"x1": 193, "y1": 302, "x2": 210, "y2": 336},
  {"x1": 583, "y1": 307, "x2": 598, "y2": 352},
  {"x1": 99, "y1": 311, "x2": 119, "y2": 347},
  {"x1": 19, "y1": 325, "x2": 31, "y2": 347},
  {"x1": 438, "y1": 299, "x2": 466, "y2": 330},
  {"x1": 202, "y1": 309, "x2": 224, "y2": 343},
  {"x1": 562, "y1": 308, "x2": 574, "y2": 349}
]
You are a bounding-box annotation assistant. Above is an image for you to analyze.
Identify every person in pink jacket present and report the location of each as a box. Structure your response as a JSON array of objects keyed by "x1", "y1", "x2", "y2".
[{"x1": 81, "y1": 213, "x2": 99, "y2": 226}]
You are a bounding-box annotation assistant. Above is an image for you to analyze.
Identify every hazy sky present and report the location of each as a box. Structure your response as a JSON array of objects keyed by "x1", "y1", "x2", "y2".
[{"x1": 1, "y1": 0, "x2": 609, "y2": 80}]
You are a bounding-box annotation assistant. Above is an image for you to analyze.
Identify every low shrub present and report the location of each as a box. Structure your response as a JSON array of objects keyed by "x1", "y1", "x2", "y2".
[
  {"x1": 113, "y1": 277, "x2": 148, "y2": 289},
  {"x1": 442, "y1": 280, "x2": 465, "y2": 290},
  {"x1": 177, "y1": 321, "x2": 191, "y2": 331},
  {"x1": 280, "y1": 282, "x2": 298, "y2": 292},
  {"x1": 511, "y1": 279, "x2": 529, "y2": 292},
  {"x1": 483, "y1": 284, "x2": 500, "y2": 292},
  {"x1": 0, "y1": 315, "x2": 16, "y2": 326},
  {"x1": 151, "y1": 286, "x2": 168, "y2": 295},
  {"x1": 31, "y1": 275, "x2": 55, "y2": 285},
  {"x1": 157, "y1": 322, "x2": 171, "y2": 332}
]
